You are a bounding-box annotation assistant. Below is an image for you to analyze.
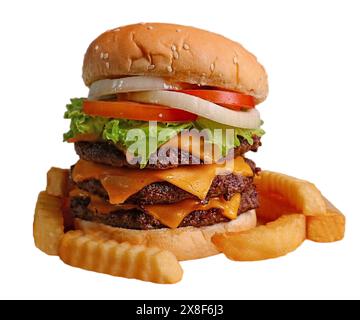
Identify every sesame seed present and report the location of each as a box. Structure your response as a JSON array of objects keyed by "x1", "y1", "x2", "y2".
[
  {"x1": 176, "y1": 29, "x2": 181, "y2": 33},
  {"x1": 114, "y1": 28, "x2": 121, "y2": 32},
  {"x1": 159, "y1": 113, "x2": 163, "y2": 118},
  {"x1": 147, "y1": 26, "x2": 153, "y2": 30},
  {"x1": 140, "y1": 22, "x2": 146, "y2": 25},
  {"x1": 147, "y1": 64, "x2": 155, "y2": 70},
  {"x1": 95, "y1": 45, "x2": 99, "y2": 51},
  {"x1": 167, "y1": 66, "x2": 173, "y2": 73},
  {"x1": 210, "y1": 63, "x2": 215, "y2": 72},
  {"x1": 199, "y1": 74, "x2": 206, "y2": 85},
  {"x1": 103, "y1": 53, "x2": 109, "y2": 59},
  {"x1": 233, "y1": 56, "x2": 238, "y2": 64},
  {"x1": 171, "y1": 45, "x2": 176, "y2": 51},
  {"x1": 183, "y1": 43, "x2": 190, "y2": 50},
  {"x1": 100, "y1": 52, "x2": 104, "y2": 59},
  {"x1": 105, "y1": 62, "x2": 110, "y2": 69},
  {"x1": 173, "y1": 51, "x2": 179, "y2": 59}
]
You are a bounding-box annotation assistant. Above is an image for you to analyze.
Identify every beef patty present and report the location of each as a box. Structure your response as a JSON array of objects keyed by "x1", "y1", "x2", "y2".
[
  {"x1": 73, "y1": 158, "x2": 259, "y2": 205},
  {"x1": 77, "y1": 174, "x2": 256, "y2": 205},
  {"x1": 74, "y1": 136, "x2": 261, "y2": 169},
  {"x1": 71, "y1": 182, "x2": 259, "y2": 230}
]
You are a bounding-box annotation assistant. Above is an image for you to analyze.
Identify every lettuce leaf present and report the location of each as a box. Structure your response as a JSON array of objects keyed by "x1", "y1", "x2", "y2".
[
  {"x1": 194, "y1": 117, "x2": 265, "y2": 156},
  {"x1": 63, "y1": 99, "x2": 265, "y2": 167},
  {"x1": 63, "y1": 99, "x2": 192, "y2": 167},
  {"x1": 102, "y1": 119, "x2": 192, "y2": 168},
  {"x1": 63, "y1": 98, "x2": 107, "y2": 141}
]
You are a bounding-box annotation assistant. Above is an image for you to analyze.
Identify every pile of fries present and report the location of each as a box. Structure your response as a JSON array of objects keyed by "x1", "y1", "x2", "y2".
[
  {"x1": 213, "y1": 171, "x2": 345, "y2": 261},
  {"x1": 34, "y1": 167, "x2": 345, "y2": 284}
]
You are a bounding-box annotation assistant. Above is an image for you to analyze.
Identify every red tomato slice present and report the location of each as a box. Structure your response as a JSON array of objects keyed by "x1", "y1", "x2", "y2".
[
  {"x1": 83, "y1": 100, "x2": 197, "y2": 122},
  {"x1": 177, "y1": 90, "x2": 255, "y2": 110}
]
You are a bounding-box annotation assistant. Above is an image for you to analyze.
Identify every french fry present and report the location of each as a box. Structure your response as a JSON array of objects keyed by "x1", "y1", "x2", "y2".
[
  {"x1": 212, "y1": 214, "x2": 306, "y2": 261},
  {"x1": 256, "y1": 191, "x2": 297, "y2": 223},
  {"x1": 59, "y1": 230, "x2": 183, "y2": 284},
  {"x1": 255, "y1": 171, "x2": 326, "y2": 215},
  {"x1": 256, "y1": 173, "x2": 345, "y2": 243},
  {"x1": 33, "y1": 191, "x2": 64, "y2": 255},
  {"x1": 46, "y1": 167, "x2": 69, "y2": 198},
  {"x1": 307, "y1": 198, "x2": 345, "y2": 242}
]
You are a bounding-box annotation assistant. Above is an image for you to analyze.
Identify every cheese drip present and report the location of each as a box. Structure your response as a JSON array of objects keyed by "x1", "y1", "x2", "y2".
[
  {"x1": 70, "y1": 188, "x2": 241, "y2": 229},
  {"x1": 72, "y1": 157, "x2": 252, "y2": 204},
  {"x1": 145, "y1": 194, "x2": 241, "y2": 228}
]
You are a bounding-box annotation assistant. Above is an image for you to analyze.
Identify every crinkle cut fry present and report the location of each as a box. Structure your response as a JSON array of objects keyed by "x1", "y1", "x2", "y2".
[
  {"x1": 59, "y1": 230, "x2": 183, "y2": 284},
  {"x1": 33, "y1": 191, "x2": 64, "y2": 255}
]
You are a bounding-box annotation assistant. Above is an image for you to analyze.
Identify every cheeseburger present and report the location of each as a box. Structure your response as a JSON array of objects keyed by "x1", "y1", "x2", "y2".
[{"x1": 63, "y1": 23, "x2": 267, "y2": 261}]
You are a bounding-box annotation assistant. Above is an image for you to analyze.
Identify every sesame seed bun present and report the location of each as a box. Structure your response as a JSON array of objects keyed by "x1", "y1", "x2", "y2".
[
  {"x1": 83, "y1": 23, "x2": 268, "y2": 103},
  {"x1": 74, "y1": 209, "x2": 257, "y2": 261}
]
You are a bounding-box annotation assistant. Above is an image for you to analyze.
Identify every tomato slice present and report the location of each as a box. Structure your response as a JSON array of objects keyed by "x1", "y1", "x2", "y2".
[
  {"x1": 83, "y1": 100, "x2": 197, "y2": 122},
  {"x1": 177, "y1": 90, "x2": 255, "y2": 110}
]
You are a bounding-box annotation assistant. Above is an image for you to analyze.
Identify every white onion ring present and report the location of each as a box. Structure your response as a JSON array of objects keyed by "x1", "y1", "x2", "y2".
[
  {"x1": 88, "y1": 76, "x2": 182, "y2": 99},
  {"x1": 126, "y1": 91, "x2": 261, "y2": 129}
]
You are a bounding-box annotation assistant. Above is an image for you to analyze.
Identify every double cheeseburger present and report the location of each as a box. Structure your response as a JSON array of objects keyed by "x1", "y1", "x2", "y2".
[{"x1": 64, "y1": 23, "x2": 268, "y2": 260}]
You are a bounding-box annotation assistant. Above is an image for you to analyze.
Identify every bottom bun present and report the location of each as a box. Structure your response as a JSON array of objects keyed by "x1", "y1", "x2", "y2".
[{"x1": 75, "y1": 209, "x2": 256, "y2": 261}]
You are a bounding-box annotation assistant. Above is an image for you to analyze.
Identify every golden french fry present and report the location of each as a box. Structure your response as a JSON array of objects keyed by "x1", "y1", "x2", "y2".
[
  {"x1": 256, "y1": 191, "x2": 297, "y2": 223},
  {"x1": 59, "y1": 230, "x2": 183, "y2": 284},
  {"x1": 46, "y1": 167, "x2": 69, "y2": 198},
  {"x1": 33, "y1": 191, "x2": 64, "y2": 255},
  {"x1": 257, "y1": 184, "x2": 345, "y2": 243},
  {"x1": 255, "y1": 171, "x2": 326, "y2": 215},
  {"x1": 307, "y1": 198, "x2": 345, "y2": 242},
  {"x1": 212, "y1": 214, "x2": 306, "y2": 261}
]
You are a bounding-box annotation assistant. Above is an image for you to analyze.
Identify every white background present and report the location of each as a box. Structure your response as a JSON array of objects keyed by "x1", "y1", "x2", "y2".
[{"x1": 0, "y1": 0, "x2": 359, "y2": 300}]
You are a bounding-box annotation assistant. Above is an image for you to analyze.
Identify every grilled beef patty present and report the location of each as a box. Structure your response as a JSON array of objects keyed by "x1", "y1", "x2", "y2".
[
  {"x1": 76, "y1": 174, "x2": 256, "y2": 205},
  {"x1": 71, "y1": 182, "x2": 258, "y2": 230},
  {"x1": 73, "y1": 158, "x2": 259, "y2": 205},
  {"x1": 74, "y1": 136, "x2": 261, "y2": 169}
]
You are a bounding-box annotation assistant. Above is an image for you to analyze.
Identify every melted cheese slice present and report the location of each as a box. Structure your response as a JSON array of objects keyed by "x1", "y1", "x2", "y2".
[
  {"x1": 71, "y1": 187, "x2": 241, "y2": 229},
  {"x1": 160, "y1": 131, "x2": 222, "y2": 162},
  {"x1": 145, "y1": 194, "x2": 241, "y2": 229},
  {"x1": 72, "y1": 160, "x2": 158, "y2": 204},
  {"x1": 72, "y1": 157, "x2": 252, "y2": 204},
  {"x1": 69, "y1": 188, "x2": 137, "y2": 214}
]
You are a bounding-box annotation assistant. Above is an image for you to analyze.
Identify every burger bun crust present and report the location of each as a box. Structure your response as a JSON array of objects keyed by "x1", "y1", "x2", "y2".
[
  {"x1": 75, "y1": 209, "x2": 256, "y2": 261},
  {"x1": 83, "y1": 23, "x2": 268, "y2": 103}
]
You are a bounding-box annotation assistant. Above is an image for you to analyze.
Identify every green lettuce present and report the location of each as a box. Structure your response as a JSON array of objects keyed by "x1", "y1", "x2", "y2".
[
  {"x1": 63, "y1": 99, "x2": 192, "y2": 167},
  {"x1": 102, "y1": 119, "x2": 192, "y2": 168},
  {"x1": 63, "y1": 98, "x2": 265, "y2": 167},
  {"x1": 63, "y1": 98, "x2": 107, "y2": 141},
  {"x1": 195, "y1": 118, "x2": 265, "y2": 156}
]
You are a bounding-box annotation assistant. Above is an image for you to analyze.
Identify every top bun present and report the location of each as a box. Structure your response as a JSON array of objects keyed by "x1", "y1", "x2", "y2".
[{"x1": 83, "y1": 23, "x2": 268, "y2": 103}]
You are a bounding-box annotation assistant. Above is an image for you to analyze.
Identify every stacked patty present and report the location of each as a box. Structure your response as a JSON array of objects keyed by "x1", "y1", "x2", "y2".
[{"x1": 70, "y1": 137, "x2": 261, "y2": 230}]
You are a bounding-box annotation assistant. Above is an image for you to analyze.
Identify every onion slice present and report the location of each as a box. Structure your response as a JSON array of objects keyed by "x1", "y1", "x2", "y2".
[
  {"x1": 126, "y1": 91, "x2": 261, "y2": 128},
  {"x1": 88, "y1": 76, "x2": 183, "y2": 99}
]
